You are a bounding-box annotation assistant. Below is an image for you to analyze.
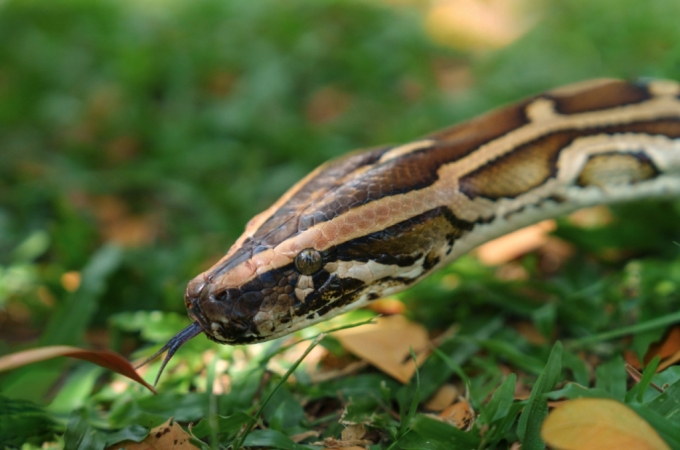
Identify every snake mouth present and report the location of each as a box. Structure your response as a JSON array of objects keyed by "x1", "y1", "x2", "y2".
[{"x1": 186, "y1": 295, "x2": 210, "y2": 332}]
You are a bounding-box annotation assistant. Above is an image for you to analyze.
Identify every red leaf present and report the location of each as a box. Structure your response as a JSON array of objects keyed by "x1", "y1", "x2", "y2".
[{"x1": 0, "y1": 345, "x2": 156, "y2": 394}]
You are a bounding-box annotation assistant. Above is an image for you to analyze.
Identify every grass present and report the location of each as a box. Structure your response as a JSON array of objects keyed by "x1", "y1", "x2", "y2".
[{"x1": 2, "y1": 0, "x2": 680, "y2": 448}]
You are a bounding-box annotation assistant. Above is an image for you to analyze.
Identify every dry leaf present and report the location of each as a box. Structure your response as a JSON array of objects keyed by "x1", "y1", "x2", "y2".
[
  {"x1": 645, "y1": 326, "x2": 680, "y2": 372},
  {"x1": 368, "y1": 297, "x2": 405, "y2": 315},
  {"x1": 624, "y1": 349, "x2": 643, "y2": 370},
  {"x1": 60, "y1": 271, "x2": 81, "y2": 292},
  {"x1": 513, "y1": 321, "x2": 548, "y2": 345},
  {"x1": 438, "y1": 399, "x2": 475, "y2": 430},
  {"x1": 431, "y1": 59, "x2": 473, "y2": 95},
  {"x1": 315, "y1": 424, "x2": 371, "y2": 449},
  {"x1": 645, "y1": 326, "x2": 680, "y2": 362},
  {"x1": 89, "y1": 195, "x2": 157, "y2": 247},
  {"x1": 0, "y1": 345, "x2": 156, "y2": 393},
  {"x1": 568, "y1": 205, "x2": 614, "y2": 228},
  {"x1": 341, "y1": 423, "x2": 366, "y2": 441},
  {"x1": 321, "y1": 447, "x2": 366, "y2": 450},
  {"x1": 657, "y1": 350, "x2": 680, "y2": 372},
  {"x1": 108, "y1": 418, "x2": 198, "y2": 450},
  {"x1": 319, "y1": 440, "x2": 371, "y2": 449},
  {"x1": 625, "y1": 326, "x2": 680, "y2": 372},
  {"x1": 290, "y1": 430, "x2": 320, "y2": 443},
  {"x1": 541, "y1": 398, "x2": 670, "y2": 450},
  {"x1": 305, "y1": 86, "x2": 352, "y2": 125},
  {"x1": 425, "y1": 0, "x2": 532, "y2": 51},
  {"x1": 475, "y1": 220, "x2": 556, "y2": 265},
  {"x1": 334, "y1": 315, "x2": 429, "y2": 383},
  {"x1": 424, "y1": 384, "x2": 460, "y2": 411}
]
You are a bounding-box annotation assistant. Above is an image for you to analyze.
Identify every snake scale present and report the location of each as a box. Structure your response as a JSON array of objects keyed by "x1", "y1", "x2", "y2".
[{"x1": 140, "y1": 79, "x2": 680, "y2": 380}]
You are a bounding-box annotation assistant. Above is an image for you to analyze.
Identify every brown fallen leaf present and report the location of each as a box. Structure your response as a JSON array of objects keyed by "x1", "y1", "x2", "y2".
[
  {"x1": 568, "y1": 205, "x2": 614, "y2": 228},
  {"x1": 333, "y1": 315, "x2": 429, "y2": 383},
  {"x1": 108, "y1": 418, "x2": 198, "y2": 450},
  {"x1": 305, "y1": 86, "x2": 353, "y2": 125},
  {"x1": 625, "y1": 326, "x2": 680, "y2": 372},
  {"x1": 321, "y1": 447, "x2": 366, "y2": 450},
  {"x1": 342, "y1": 423, "x2": 366, "y2": 441},
  {"x1": 475, "y1": 220, "x2": 556, "y2": 265},
  {"x1": 424, "y1": 384, "x2": 460, "y2": 411},
  {"x1": 644, "y1": 325, "x2": 680, "y2": 372},
  {"x1": 290, "y1": 430, "x2": 320, "y2": 443},
  {"x1": 513, "y1": 321, "x2": 548, "y2": 345},
  {"x1": 657, "y1": 349, "x2": 680, "y2": 373},
  {"x1": 368, "y1": 297, "x2": 406, "y2": 315},
  {"x1": 438, "y1": 399, "x2": 475, "y2": 431},
  {"x1": 424, "y1": 0, "x2": 532, "y2": 51},
  {"x1": 646, "y1": 326, "x2": 680, "y2": 362},
  {"x1": 0, "y1": 345, "x2": 156, "y2": 393},
  {"x1": 541, "y1": 398, "x2": 670, "y2": 450},
  {"x1": 316, "y1": 423, "x2": 372, "y2": 449},
  {"x1": 624, "y1": 349, "x2": 643, "y2": 370}
]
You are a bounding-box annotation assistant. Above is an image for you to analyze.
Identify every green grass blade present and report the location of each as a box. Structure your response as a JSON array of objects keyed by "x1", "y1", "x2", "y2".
[
  {"x1": 231, "y1": 334, "x2": 324, "y2": 449},
  {"x1": 479, "y1": 373, "x2": 516, "y2": 426},
  {"x1": 637, "y1": 356, "x2": 661, "y2": 403},
  {"x1": 517, "y1": 341, "x2": 563, "y2": 450},
  {"x1": 595, "y1": 356, "x2": 626, "y2": 401}
]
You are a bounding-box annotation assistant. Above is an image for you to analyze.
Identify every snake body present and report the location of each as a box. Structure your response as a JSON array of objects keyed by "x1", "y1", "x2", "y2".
[{"x1": 146, "y1": 79, "x2": 680, "y2": 370}]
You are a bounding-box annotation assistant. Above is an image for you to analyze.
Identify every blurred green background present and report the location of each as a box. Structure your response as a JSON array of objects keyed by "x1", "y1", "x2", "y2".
[
  {"x1": 2, "y1": 0, "x2": 680, "y2": 446},
  {"x1": 3, "y1": 0, "x2": 679, "y2": 336}
]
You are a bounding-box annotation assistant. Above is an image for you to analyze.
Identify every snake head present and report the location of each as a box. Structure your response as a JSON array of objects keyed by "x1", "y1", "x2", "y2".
[
  {"x1": 182, "y1": 140, "x2": 466, "y2": 346},
  {"x1": 183, "y1": 243, "x2": 370, "y2": 345}
]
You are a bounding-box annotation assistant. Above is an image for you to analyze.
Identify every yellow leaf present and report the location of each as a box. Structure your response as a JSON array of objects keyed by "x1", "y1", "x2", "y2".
[
  {"x1": 334, "y1": 315, "x2": 429, "y2": 383},
  {"x1": 541, "y1": 398, "x2": 670, "y2": 450},
  {"x1": 424, "y1": 0, "x2": 532, "y2": 51}
]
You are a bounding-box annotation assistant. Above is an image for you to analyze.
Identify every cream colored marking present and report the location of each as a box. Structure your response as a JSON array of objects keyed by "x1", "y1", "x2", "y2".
[
  {"x1": 295, "y1": 287, "x2": 313, "y2": 302},
  {"x1": 556, "y1": 134, "x2": 680, "y2": 184},
  {"x1": 205, "y1": 81, "x2": 680, "y2": 294},
  {"x1": 303, "y1": 84, "x2": 680, "y2": 222},
  {"x1": 440, "y1": 95, "x2": 680, "y2": 185},
  {"x1": 525, "y1": 98, "x2": 560, "y2": 122},
  {"x1": 377, "y1": 139, "x2": 437, "y2": 164},
  {"x1": 648, "y1": 80, "x2": 680, "y2": 97},
  {"x1": 326, "y1": 258, "x2": 426, "y2": 285},
  {"x1": 295, "y1": 274, "x2": 315, "y2": 302},
  {"x1": 297, "y1": 275, "x2": 314, "y2": 290}
]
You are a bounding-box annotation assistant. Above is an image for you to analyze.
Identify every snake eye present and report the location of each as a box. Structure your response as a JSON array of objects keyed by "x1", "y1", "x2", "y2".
[{"x1": 294, "y1": 248, "x2": 323, "y2": 275}]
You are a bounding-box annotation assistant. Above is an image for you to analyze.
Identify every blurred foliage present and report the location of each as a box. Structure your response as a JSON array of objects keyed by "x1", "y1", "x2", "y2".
[{"x1": 2, "y1": 0, "x2": 680, "y2": 448}]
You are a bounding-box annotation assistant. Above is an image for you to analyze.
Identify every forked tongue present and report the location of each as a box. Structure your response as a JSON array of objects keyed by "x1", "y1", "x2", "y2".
[{"x1": 135, "y1": 321, "x2": 203, "y2": 386}]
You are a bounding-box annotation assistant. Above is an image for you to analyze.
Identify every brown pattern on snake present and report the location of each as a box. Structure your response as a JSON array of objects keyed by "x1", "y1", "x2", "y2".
[
  {"x1": 206, "y1": 146, "x2": 390, "y2": 279},
  {"x1": 427, "y1": 99, "x2": 530, "y2": 144},
  {"x1": 548, "y1": 80, "x2": 652, "y2": 114},
  {"x1": 261, "y1": 103, "x2": 531, "y2": 232},
  {"x1": 459, "y1": 118, "x2": 680, "y2": 200},
  {"x1": 331, "y1": 206, "x2": 474, "y2": 268}
]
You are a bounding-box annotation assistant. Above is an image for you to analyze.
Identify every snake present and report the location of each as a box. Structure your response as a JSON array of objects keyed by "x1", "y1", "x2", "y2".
[{"x1": 139, "y1": 78, "x2": 680, "y2": 381}]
